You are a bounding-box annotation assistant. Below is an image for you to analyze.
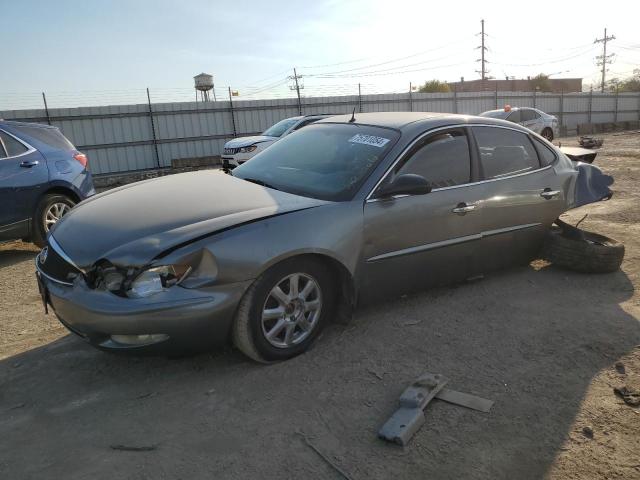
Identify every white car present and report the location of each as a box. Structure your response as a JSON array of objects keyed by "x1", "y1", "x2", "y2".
[
  {"x1": 221, "y1": 114, "x2": 332, "y2": 170},
  {"x1": 479, "y1": 107, "x2": 559, "y2": 141}
]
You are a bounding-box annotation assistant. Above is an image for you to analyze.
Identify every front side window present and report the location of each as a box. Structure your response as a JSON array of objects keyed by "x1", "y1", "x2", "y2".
[
  {"x1": 262, "y1": 118, "x2": 299, "y2": 137},
  {"x1": 395, "y1": 129, "x2": 471, "y2": 189},
  {"x1": 473, "y1": 126, "x2": 540, "y2": 179},
  {"x1": 234, "y1": 123, "x2": 399, "y2": 201},
  {"x1": 0, "y1": 131, "x2": 29, "y2": 157}
]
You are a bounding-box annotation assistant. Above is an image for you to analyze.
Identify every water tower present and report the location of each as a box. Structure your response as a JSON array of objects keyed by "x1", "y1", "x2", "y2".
[{"x1": 194, "y1": 73, "x2": 216, "y2": 102}]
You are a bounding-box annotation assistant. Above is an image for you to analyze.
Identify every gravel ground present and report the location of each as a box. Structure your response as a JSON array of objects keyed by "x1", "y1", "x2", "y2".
[{"x1": 1, "y1": 132, "x2": 639, "y2": 479}]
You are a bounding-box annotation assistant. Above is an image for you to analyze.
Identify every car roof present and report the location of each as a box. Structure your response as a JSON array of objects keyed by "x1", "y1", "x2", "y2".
[
  {"x1": 483, "y1": 107, "x2": 537, "y2": 114},
  {"x1": 316, "y1": 111, "x2": 454, "y2": 129},
  {"x1": 0, "y1": 119, "x2": 58, "y2": 130}
]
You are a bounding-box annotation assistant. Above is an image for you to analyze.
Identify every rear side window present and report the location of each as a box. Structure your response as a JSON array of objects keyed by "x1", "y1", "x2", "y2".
[
  {"x1": 293, "y1": 118, "x2": 319, "y2": 131},
  {"x1": 16, "y1": 126, "x2": 75, "y2": 150},
  {"x1": 473, "y1": 126, "x2": 540, "y2": 179},
  {"x1": 0, "y1": 131, "x2": 29, "y2": 157},
  {"x1": 506, "y1": 110, "x2": 521, "y2": 123},
  {"x1": 521, "y1": 109, "x2": 539, "y2": 122},
  {"x1": 396, "y1": 129, "x2": 471, "y2": 189},
  {"x1": 532, "y1": 137, "x2": 557, "y2": 166}
]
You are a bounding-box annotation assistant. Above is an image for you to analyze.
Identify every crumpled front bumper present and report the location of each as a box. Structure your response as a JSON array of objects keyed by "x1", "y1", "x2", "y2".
[{"x1": 38, "y1": 266, "x2": 251, "y2": 354}]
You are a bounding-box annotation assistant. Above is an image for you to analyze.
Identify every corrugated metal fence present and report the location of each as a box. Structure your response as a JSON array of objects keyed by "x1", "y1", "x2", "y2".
[{"x1": 2, "y1": 90, "x2": 639, "y2": 175}]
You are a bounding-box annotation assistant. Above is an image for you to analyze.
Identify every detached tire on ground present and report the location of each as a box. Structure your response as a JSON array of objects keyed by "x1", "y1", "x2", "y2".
[
  {"x1": 32, "y1": 194, "x2": 76, "y2": 248},
  {"x1": 542, "y1": 224, "x2": 624, "y2": 274},
  {"x1": 232, "y1": 257, "x2": 336, "y2": 363}
]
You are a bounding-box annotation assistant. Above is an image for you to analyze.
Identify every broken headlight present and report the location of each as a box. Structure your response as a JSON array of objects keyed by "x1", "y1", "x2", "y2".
[{"x1": 128, "y1": 265, "x2": 192, "y2": 298}]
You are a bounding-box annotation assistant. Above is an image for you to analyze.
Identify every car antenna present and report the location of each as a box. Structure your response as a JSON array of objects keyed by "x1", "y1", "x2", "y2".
[{"x1": 348, "y1": 107, "x2": 356, "y2": 123}]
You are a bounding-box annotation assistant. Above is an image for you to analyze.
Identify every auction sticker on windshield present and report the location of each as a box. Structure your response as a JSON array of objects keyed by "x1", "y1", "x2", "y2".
[{"x1": 349, "y1": 134, "x2": 390, "y2": 148}]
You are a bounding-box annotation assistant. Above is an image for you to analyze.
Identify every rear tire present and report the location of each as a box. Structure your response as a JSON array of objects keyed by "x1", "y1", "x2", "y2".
[
  {"x1": 32, "y1": 194, "x2": 76, "y2": 247},
  {"x1": 542, "y1": 224, "x2": 624, "y2": 274},
  {"x1": 232, "y1": 258, "x2": 336, "y2": 363},
  {"x1": 542, "y1": 128, "x2": 554, "y2": 142}
]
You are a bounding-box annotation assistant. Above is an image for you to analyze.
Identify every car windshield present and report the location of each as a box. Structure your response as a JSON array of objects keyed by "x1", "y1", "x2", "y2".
[
  {"x1": 479, "y1": 110, "x2": 510, "y2": 119},
  {"x1": 262, "y1": 118, "x2": 299, "y2": 137},
  {"x1": 233, "y1": 123, "x2": 399, "y2": 201}
]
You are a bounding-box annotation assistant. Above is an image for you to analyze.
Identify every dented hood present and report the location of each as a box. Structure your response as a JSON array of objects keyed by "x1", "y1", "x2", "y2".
[{"x1": 50, "y1": 171, "x2": 328, "y2": 268}]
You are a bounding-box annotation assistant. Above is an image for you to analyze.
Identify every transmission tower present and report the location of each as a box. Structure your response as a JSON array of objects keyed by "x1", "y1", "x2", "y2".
[{"x1": 476, "y1": 19, "x2": 489, "y2": 85}]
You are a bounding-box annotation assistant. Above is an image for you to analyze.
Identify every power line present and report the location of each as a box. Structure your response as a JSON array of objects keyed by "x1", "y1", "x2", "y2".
[
  {"x1": 595, "y1": 27, "x2": 616, "y2": 92},
  {"x1": 313, "y1": 61, "x2": 470, "y2": 78},
  {"x1": 307, "y1": 52, "x2": 467, "y2": 78},
  {"x1": 299, "y1": 37, "x2": 472, "y2": 77},
  {"x1": 490, "y1": 46, "x2": 596, "y2": 67}
]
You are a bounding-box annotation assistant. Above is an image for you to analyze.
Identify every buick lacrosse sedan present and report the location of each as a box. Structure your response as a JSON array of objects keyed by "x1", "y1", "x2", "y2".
[{"x1": 36, "y1": 112, "x2": 612, "y2": 362}]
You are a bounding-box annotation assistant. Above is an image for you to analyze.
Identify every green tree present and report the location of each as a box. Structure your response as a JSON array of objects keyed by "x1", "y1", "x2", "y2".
[
  {"x1": 529, "y1": 73, "x2": 552, "y2": 92},
  {"x1": 417, "y1": 80, "x2": 451, "y2": 93},
  {"x1": 619, "y1": 70, "x2": 640, "y2": 92}
]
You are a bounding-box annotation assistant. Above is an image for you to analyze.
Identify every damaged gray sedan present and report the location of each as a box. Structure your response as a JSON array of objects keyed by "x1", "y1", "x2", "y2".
[{"x1": 36, "y1": 112, "x2": 613, "y2": 362}]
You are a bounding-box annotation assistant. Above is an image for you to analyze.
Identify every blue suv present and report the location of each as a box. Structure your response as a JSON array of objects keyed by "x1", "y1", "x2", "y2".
[{"x1": 0, "y1": 120, "x2": 95, "y2": 247}]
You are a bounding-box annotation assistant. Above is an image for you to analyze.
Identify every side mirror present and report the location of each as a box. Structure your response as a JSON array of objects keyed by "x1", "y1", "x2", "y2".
[{"x1": 377, "y1": 173, "x2": 432, "y2": 198}]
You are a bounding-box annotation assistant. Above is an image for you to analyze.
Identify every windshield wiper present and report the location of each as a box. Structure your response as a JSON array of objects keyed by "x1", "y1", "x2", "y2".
[{"x1": 242, "y1": 177, "x2": 281, "y2": 191}]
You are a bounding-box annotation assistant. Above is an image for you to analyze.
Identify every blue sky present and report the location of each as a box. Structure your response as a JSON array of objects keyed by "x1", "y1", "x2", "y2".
[{"x1": 1, "y1": 0, "x2": 639, "y2": 109}]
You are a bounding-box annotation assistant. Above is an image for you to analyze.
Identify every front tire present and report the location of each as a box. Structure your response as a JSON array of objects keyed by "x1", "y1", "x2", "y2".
[
  {"x1": 32, "y1": 194, "x2": 75, "y2": 247},
  {"x1": 542, "y1": 128, "x2": 554, "y2": 142},
  {"x1": 232, "y1": 258, "x2": 336, "y2": 363}
]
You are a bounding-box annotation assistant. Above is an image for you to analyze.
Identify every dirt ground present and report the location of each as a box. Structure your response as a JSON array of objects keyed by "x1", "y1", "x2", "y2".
[{"x1": 1, "y1": 132, "x2": 639, "y2": 479}]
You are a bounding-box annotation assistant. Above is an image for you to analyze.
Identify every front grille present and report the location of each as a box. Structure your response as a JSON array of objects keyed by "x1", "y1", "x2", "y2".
[
  {"x1": 224, "y1": 147, "x2": 239, "y2": 155},
  {"x1": 37, "y1": 241, "x2": 81, "y2": 284}
]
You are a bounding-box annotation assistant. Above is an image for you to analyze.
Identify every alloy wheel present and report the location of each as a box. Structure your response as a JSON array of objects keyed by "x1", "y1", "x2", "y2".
[
  {"x1": 44, "y1": 202, "x2": 71, "y2": 232},
  {"x1": 261, "y1": 273, "x2": 322, "y2": 348}
]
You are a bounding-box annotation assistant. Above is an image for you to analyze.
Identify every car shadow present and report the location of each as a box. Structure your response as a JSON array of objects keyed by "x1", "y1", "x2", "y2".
[
  {"x1": 0, "y1": 262, "x2": 638, "y2": 479},
  {"x1": 0, "y1": 249, "x2": 38, "y2": 269}
]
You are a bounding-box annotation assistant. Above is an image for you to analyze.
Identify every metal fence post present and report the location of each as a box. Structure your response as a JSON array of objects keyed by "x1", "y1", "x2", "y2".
[
  {"x1": 146, "y1": 88, "x2": 161, "y2": 169},
  {"x1": 409, "y1": 82, "x2": 413, "y2": 112},
  {"x1": 228, "y1": 87, "x2": 237, "y2": 138},
  {"x1": 614, "y1": 86, "x2": 619, "y2": 123},
  {"x1": 494, "y1": 84, "x2": 498, "y2": 109},
  {"x1": 453, "y1": 85, "x2": 458, "y2": 114},
  {"x1": 358, "y1": 83, "x2": 362, "y2": 113},
  {"x1": 533, "y1": 89, "x2": 537, "y2": 109},
  {"x1": 588, "y1": 88, "x2": 593, "y2": 124},
  {"x1": 559, "y1": 90, "x2": 564, "y2": 130},
  {"x1": 41, "y1": 92, "x2": 51, "y2": 125}
]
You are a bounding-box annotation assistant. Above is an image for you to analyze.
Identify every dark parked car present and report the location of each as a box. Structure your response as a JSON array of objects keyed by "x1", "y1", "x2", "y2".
[
  {"x1": 36, "y1": 112, "x2": 612, "y2": 362},
  {"x1": 0, "y1": 120, "x2": 94, "y2": 246}
]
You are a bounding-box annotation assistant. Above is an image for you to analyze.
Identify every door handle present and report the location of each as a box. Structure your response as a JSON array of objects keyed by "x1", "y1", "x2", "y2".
[
  {"x1": 540, "y1": 189, "x2": 560, "y2": 199},
  {"x1": 20, "y1": 160, "x2": 39, "y2": 168},
  {"x1": 452, "y1": 202, "x2": 477, "y2": 214}
]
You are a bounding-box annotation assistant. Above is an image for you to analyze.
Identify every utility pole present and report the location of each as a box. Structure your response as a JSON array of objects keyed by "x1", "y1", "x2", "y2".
[
  {"x1": 594, "y1": 27, "x2": 615, "y2": 92},
  {"x1": 476, "y1": 19, "x2": 489, "y2": 88},
  {"x1": 289, "y1": 68, "x2": 303, "y2": 115}
]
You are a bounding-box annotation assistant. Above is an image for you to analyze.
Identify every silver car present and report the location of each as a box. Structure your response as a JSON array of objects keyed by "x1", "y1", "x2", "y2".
[
  {"x1": 221, "y1": 114, "x2": 332, "y2": 170},
  {"x1": 479, "y1": 107, "x2": 559, "y2": 141},
  {"x1": 36, "y1": 112, "x2": 611, "y2": 362}
]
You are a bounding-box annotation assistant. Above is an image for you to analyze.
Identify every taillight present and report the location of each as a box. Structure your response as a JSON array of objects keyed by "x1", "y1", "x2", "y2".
[{"x1": 73, "y1": 152, "x2": 88, "y2": 169}]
